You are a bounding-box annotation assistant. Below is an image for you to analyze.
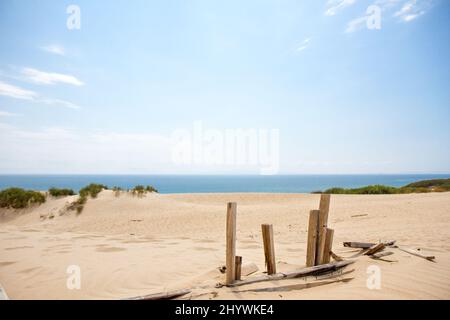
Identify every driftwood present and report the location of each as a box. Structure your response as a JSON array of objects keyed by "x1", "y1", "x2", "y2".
[
  {"x1": 330, "y1": 251, "x2": 344, "y2": 261},
  {"x1": 234, "y1": 276, "x2": 354, "y2": 293},
  {"x1": 344, "y1": 242, "x2": 375, "y2": 249},
  {"x1": 365, "y1": 243, "x2": 385, "y2": 256},
  {"x1": 351, "y1": 214, "x2": 368, "y2": 218},
  {"x1": 343, "y1": 240, "x2": 396, "y2": 249},
  {"x1": 124, "y1": 288, "x2": 191, "y2": 300},
  {"x1": 370, "y1": 251, "x2": 394, "y2": 259},
  {"x1": 227, "y1": 260, "x2": 355, "y2": 287},
  {"x1": 396, "y1": 246, "x2": 435, "y2": 261}
]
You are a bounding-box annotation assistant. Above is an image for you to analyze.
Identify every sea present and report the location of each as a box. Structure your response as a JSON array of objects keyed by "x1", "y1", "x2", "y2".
[{"x1": 0, "y1": 174, "x2": 449, "y2": 194}]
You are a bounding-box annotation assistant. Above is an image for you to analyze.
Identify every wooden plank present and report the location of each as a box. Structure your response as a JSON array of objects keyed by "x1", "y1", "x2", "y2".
[
  {"x1": 262, "y1": 224, "x2": 276, "y2": 275},
  {"x1": 228, "y1": 260, "x2": 355, "y2": 287},
  {"x1": 124, "y1": 288, "x2": 191, "y2": 300},
  {"x1": 343, "y1": 242, "x2": 375, "y2": 249},
  {"x1": 235, "y1": 256, "x2": 242, "y2": 281},
  {"x1": 371, "y1": 251, "x2": 394, "y2": 259},
  {"x1": 317, "y1": 194, "x2": 331, "y2": 265},
  {"x1": 343, "y1": 240, "x2": 396, "y2": 248},
  {"x1": 365, "y1": 243, "x2": 385, "y2": 256},
  {"x1": 322, "y1": 228, "x2": 334, "y2": 264},
  {"x1": 226, "y1": 202, "x2": 237, "y2": 285},
  {"x1": 306, "y1": 210, "x2": 320, "y2": 267},
  {"x1": 397, "y1": 246, "x2": 435, "y2": 261}
]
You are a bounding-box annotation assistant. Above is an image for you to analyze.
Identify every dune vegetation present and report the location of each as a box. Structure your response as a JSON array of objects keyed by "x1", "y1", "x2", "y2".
[
  {"x1": 0, "y1": 188, "x2": 46, "y2": 209},
  {"x1": 320, "y1": 178, "x2": 450, "y2": 195},
  {"x1": 49, "y1": 188, "x2": 75, "y2": 197}
]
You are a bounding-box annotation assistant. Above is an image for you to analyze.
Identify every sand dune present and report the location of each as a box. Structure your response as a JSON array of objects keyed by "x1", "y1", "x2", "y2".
[{"x1": 1, "y1": 191, "x2": 450, "y2": 299}]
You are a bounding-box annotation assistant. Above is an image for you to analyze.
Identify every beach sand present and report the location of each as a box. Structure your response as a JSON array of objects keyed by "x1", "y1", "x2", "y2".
[{"x1": 1, "y1": 191, "x2": 449, "y2": 300}]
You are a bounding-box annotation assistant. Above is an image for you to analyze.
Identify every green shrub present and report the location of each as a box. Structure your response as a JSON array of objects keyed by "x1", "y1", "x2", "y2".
[
  {"x1": 79, "y1": 183, "x2": 107, "y2": 199},
  {"x1": 67, "y1": 183, "x2": 107, "y2": 215},
  {"x1": 145, "y1": 185, "x2": 158, "y2": 193},
  {"x1": 319, "y1": 178, "x2": 450, "y2": 195},
  {"x1": 0, "y1": 188, "x2": 46, "y2": 209},
  {"x1": 49, "y1": 188, "x2": 75, "y2": 197},
  {"x1": 131, "y1": 185, "x2": 158, "y2": 196}
]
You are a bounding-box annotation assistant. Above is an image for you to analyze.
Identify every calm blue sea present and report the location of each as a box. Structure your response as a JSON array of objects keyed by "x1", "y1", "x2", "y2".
[{"x1": 0, "y1": 174, "x2": 449, "y2": 194}]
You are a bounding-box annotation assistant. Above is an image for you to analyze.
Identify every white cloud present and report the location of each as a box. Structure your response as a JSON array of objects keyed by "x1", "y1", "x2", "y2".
[
  {"x1": 21, "y1": 68, "x2": 84, "y2": 86},
  {"x1": 345, "y1": 16, "x2": 368, "y2": 33},
  {"x1": 0, "y1": 111, "x2": 20, "y2": 117},
  {"x1": 0, "y1": 81, "x2": 37, "y2": 100},
  {"x1": 296, "y1": 38, "x2": 311, "y2": 52},
  {"x1": 394, "y1": 0, "x2": 431, "y2": 22},
  {"x1": 40, "y1": 98, "x2": 81, "y2": 110},
  {"x1": 325, "y1": 0, "x2": 357, "y2": 16},
  {"x1": 41, "y1": 44, "x2": 65, "y2": 56},
  {"x1": 0, "y1": 125, "x2": 172, "y2": 174},
  {"x1": 0, "y1": 80, "x2": 81, "y2": 109}
]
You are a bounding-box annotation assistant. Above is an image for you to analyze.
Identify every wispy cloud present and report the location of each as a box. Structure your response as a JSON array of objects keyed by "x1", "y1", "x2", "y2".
[
  {"x1": 41, "y1": 44, "x2": 65, "y2": 56},
  {"x1": 325, "y1": 0, "x2": 357, "y2": 16},
  {"x1": 345, "y1": 16, "x2": 368, "y2": 33},
  {"x1": 21, "y1": 68, "x2": 84, "y2": 86},
  {"x1": 296, "y1": 38, "x2": 312, "y2": 52},
  {"x1": 40, "y1": 98, "x2": 81, "y2": 110},
  {"x1": 0, "y1": 80, "x2": 37, "y2": 100},
  {"x1": 0, "y1": 110, "x2": 20, "y2": 117},
  {"x1": 0, "y1": 80, "x2": 81, "y2": 110},
  {"x1": 394, "y1": 0, "x2": 431, "y2": 22}
]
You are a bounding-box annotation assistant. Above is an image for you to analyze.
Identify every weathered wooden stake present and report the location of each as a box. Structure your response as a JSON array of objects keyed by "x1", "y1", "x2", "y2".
[
  {"x1": 261, "y1": 224, "x2": 276, "y2": 275},
  {"x1": 322, "y1": 228, "x2": 334, "y2": 264},
  {"x1": 317, "y1": 194, "x2": 331, "y2": 265},
  {"x1": 306, "y1": 210, "x2": 320, "y2": 267},
  {"x1": 226, "y1": 202, "x2": 237, "y2": 285},
  {"x1": 235, "y1": 256, "x2": 242, "y2": 281}
]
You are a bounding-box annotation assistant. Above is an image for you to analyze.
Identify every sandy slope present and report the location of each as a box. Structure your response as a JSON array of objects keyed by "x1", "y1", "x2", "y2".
[{"x1": 1, "y1": 191, "x2": 449, "y2": 299}]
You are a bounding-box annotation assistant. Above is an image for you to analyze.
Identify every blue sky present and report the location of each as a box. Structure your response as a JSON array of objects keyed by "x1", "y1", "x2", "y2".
[{"x1": 0, "y1": 0, "x2": 449, "y2": 174}]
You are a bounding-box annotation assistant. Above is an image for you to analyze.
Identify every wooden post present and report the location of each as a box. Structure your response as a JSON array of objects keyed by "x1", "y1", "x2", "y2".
[
  {"x1": 235, "y1": 256, "x2": 242, "y2": 281},
  {"x1": 322, "y1": 228, "x2": 334, "y2": 264},
  {"x1": 317, "y1": 194, "x2": 331, "y2": 265},
  {"x1": 261, "y1": 224, "x2": 276, "y2": 275},
  {"x1": 306, "y1": 210, "x2": 319, "y2": 267},
  {"x1": 226, "y1": 202, "x2": 237, "y2": 285}
]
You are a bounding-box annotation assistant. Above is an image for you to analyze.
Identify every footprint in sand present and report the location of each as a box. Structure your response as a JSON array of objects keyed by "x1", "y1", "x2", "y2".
[{"x1": 96, "y1": 246, "x2": 127, "y2": 253}]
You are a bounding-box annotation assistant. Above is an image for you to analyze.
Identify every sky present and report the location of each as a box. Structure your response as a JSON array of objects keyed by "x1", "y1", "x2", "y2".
[{"x1": 0, "y1": 0, "x2": 449, "y2": 174}]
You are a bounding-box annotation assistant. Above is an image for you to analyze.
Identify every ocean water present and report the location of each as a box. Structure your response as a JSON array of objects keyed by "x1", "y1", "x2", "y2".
[{"x1": 0, "y1": 174, "x2": 449, "y2": 194}]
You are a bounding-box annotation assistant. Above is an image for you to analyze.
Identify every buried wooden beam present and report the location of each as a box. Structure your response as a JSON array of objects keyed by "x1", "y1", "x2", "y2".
[
  {"x1": 365, "y1": 243, "x2": 385, "y2": 256},
  {"x1": 322, "y1": 228, "x2": 334, "y2": 264},
  {"x1": 343, "y1": 240, "x2": 396, "y2": 249},
  {"x1": 317, "y1": 194, "x2": 331, "y2": 265},
  {"x1": 306, "y1": 210, "x2": 320, "y2": 267},
  {"x1": 396, "y1": 246, "x2": 435, "y2": 261},
  {"x1": 226, "y1": 202, "x2": 237, "y2": 285},
  {"x1": 235, "y1": 256, "x2": 242, "y2": 281},
  {"x1": 371, "y1": 251, "x2": 394, "y2": 259},
  {"x1": 227, "y1": 260, "x2": 355, "y2": 287},
  {"x1": 262, "y1": 224, "x2": 276, "y2": 275},
  {"x1": 124, "y1": 288, "x2": 191, "y2": 300}
]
